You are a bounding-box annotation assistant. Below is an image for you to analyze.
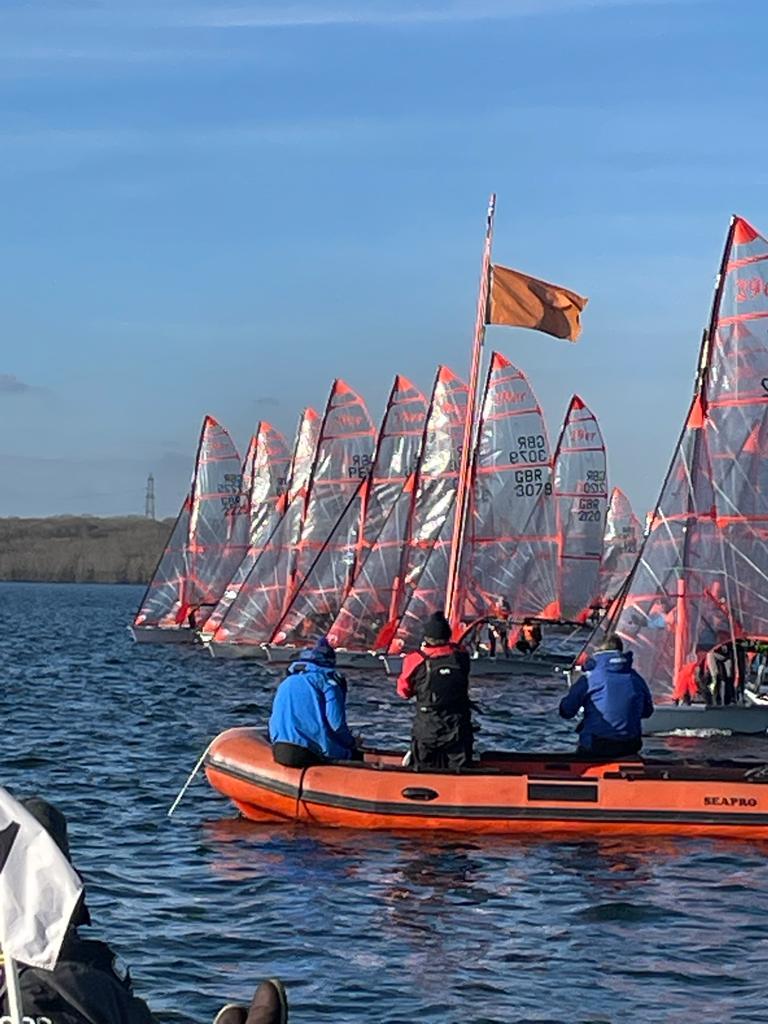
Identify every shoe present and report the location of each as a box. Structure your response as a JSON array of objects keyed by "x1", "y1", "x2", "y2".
[
  {"x1": 213, "y1": 1005, "x2": 247, "y2": 1024},
  {"x1": 246, "y1": 979, "x2": 288, "y2": 1024}
]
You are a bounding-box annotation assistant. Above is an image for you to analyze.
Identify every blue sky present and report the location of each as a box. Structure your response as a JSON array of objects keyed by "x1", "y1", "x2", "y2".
[{"x1": 2, "y1": 0, "x2": 767, "y2": 518}]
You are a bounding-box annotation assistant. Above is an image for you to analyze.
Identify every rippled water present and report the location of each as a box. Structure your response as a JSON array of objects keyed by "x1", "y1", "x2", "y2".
[{"x1": 3, "y1": 581, "x2": 768, "y2": 1023}]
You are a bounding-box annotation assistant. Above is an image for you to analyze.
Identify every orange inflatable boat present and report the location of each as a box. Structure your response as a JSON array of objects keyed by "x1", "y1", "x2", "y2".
[{"x1": 204, "y1": 728, "x2": 768, "y2": 839}]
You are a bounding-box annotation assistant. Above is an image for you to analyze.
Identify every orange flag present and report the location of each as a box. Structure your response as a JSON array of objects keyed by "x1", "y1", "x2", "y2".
[{"x1": 487, "y1": 263, "x2": 588, "y2": 342}]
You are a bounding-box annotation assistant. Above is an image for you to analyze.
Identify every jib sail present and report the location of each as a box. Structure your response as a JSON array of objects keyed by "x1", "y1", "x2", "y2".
[{"x1": 599, "y1": 487, "x2": 642, "y2": 606}]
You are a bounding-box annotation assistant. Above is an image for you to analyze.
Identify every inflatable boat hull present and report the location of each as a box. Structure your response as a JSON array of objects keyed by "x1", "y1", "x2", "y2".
[{"x1": 205, "y1": 728, "x2": 768, "y2": 839}]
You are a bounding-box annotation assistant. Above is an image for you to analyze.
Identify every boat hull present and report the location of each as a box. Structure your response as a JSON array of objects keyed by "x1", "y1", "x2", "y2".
[
  {"x1": 644, "y1": 703, "x2": 768, "y2": 736},
  {"x1": 129, "y1": 625, "x2": 196, "y2": 645},
  {"x1": 264, "y1": 646, "x2": 384, "y2": 671},
  {"x1": 205, "y1": 728, "x2": 768, "y2": 838},
  {"x1": 382, "y1": 653, "x2": 567, "y2": 678},
  {"x1": 205, "y1": 641, "x2": 269, "y2": 661}
]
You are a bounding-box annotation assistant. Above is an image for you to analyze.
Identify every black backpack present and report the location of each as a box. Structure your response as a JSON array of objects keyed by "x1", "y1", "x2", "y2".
[{"x1": 415, "y1": 651, "x2": 469, "y2": 714}]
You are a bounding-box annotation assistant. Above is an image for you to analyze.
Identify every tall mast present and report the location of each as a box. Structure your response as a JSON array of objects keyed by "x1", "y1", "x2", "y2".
[
  {"x1": 445, "y1": 193, "x2": 496, "y2": 630},
  {"x1": 672, "y1": 215, "x2": 738, "y2": 674}
]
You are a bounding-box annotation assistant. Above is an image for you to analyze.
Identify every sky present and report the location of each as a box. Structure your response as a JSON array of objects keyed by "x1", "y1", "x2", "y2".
[{"x1": 2, "y1": 0, "x2": 768, "y2": 519}]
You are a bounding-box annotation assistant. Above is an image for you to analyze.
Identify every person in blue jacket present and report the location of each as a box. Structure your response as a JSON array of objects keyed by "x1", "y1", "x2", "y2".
[
  {"x1": 269, "y1": 637, "x2": 361, "y2": 768},
  {"x1": 559, "y1": 635, "x2": 654, "y2": 757}
]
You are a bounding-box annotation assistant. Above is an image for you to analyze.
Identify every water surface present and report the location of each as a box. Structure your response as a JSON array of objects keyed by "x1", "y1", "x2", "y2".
[{"x1": 2, "y1": 582, "x2": 767, "y2": 1023}]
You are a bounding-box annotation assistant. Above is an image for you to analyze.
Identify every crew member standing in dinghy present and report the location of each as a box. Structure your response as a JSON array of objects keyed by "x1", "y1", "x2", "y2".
[{"x1": 397, "y1": 611, "x2": 474, "y2": 770}]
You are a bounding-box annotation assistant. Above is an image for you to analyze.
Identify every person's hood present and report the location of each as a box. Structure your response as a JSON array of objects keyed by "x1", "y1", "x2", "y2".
[
  {"x1": 297, "y1": 636, "x2": 336, "y2": 667},
  {"x1": 584, "y1": 649, "x2": 634, "y2": 674}
]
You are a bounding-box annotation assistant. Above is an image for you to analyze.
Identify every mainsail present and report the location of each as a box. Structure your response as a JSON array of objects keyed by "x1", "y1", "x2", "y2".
[
  {"x1": 210, "y1": 381, "x2": 375, "y2": 646},
  {"x1": 201, "y1": 420, "x2": 292, "y2": 639},
  {"x1": 133, "y1": 496, "x2": 191, "y2": 630},
  {"x1": 244, "y1": 422, "x2": 290, "y2": 543},
  {"x1": 381, "y1": 369, "x2": 469, "y2": 653},
  {"x1": 599, "y1": 487, "x2": 641, "y2": 605},
  {"x1": 204, "y1": 408, "x2": 319, "y2": 643},
  {"x1": 272, "y1": 375, "x2": 427, "y2": 648},
  {"x1": 460, "y1": 352, "x2": 553, "y2": 620},
  {"x1": 504, "y1": 396, "x2": 607, "y2": 622},
  {"x1": 593, "y1": 216, "x2": 768, "y2": 698},
  {"x1": 133, "y1": 415, "x2": 247, "y2": 632},
  {"x1": 328, "y1": 367, "x2": 467, "y2": 652}
]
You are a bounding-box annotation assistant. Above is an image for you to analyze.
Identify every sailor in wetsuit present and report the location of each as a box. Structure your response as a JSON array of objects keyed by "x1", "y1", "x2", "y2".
[{"x1": 396, "y1": 611, "x2": 474, "y2": 771}]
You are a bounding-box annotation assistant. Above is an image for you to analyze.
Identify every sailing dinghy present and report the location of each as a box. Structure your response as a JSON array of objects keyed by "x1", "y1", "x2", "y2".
[
  {"x1": 581, "y1": 215, "x2": 768, "y2": 735},
  {"x1": 320, "y1": 366, "x2": 467, "y2": 670},
  {"x1": 131, "y1": 415, "x2": 248, "y2": 643},
  {"x1": 436, "y1": 393, "x2": 607, "y2": 677},
  {"x1": 200, "y1": 419, "x2": 295, "y2": 644},
  {"x1": 265, "y1": 375, "x2": 427, "y2": 666}
]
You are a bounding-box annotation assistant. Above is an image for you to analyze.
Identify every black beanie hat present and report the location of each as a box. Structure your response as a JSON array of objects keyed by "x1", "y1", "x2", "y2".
[
  {"x1": 22, "y1": 797, "x2": 71, "y2": 861},
  {"x1": 422, "y1": 611, "x2": 451, "y2": 644}
]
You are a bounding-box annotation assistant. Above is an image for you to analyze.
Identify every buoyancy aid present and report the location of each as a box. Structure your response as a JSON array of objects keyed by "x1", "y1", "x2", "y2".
[{"x1": 410, "y1": 648, "x2": 470, "y2": 715}]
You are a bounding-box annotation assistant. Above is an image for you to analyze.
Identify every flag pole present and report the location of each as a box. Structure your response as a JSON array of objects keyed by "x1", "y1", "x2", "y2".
[
  {"x1": 2, "y1": 950, "x2": 24, "y2": 1024},
  {"x1": 445, "y1": 193, "x2": 496, "y2": 631}
]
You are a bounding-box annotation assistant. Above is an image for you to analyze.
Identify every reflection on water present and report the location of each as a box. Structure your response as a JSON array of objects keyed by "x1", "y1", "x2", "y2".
[{"x1": 3, "y1": 582, "x2": 768, "y2": 1023}]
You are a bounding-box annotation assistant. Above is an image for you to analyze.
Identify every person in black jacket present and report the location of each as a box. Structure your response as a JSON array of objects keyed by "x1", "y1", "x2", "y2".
[
  {"x1": 0, "y1": 798, "x2": 288, "y2": 1024},
  {"x1": 396, "y1": 611, "x2": 473, "y2": 770}
]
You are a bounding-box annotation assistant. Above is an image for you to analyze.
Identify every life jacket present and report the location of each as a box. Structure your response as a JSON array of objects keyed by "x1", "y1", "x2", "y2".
[
  {"x1": 522, "y1": 623, "x2": 540, "y2": 645},
  {"x1": 673, "y1": 659, "x2": 699, "y2": 701},
  {"x1": 411, "y1": 648, "x2": 470, "y2": 715}
]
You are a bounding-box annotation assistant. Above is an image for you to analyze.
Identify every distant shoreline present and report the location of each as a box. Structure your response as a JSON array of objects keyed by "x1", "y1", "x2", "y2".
[{"x1": 0, "y1": 515, "x2": 173, "y2": 585}]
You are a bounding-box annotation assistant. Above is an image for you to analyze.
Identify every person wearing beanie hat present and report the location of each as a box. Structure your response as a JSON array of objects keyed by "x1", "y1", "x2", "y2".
[
  {"x1": 269, "y1": 636, "x2": 361, "y2": 767},
  {"x1": 422, "y1": 611, "x2": 452, "y2": 644},
  {"x1": 396, "y1": 609, "x2": 474, "y2": 770}
]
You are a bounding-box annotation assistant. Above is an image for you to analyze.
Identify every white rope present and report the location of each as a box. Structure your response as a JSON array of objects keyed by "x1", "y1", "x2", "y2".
[{"x1": 167, "y1": 741, "x2": 213, "y2": 818}]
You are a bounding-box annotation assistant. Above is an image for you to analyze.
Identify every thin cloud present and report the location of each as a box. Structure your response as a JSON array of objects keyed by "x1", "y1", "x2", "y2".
[
  {"x1": 190, "y1": 0, "x2": 704, "y2": 29},
  {"x1": 255, "y1": 395, "x2": 280, "y2": 408},
  {"x1": 0, "y1": 374, "x2": 35, "y2": 395}
]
